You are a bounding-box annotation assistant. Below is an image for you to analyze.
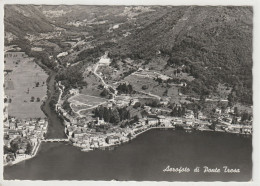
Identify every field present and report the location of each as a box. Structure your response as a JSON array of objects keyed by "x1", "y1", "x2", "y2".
[
  {"x1": 68, "y1": 94, "x2": 107, "y2": 113},
  {"x1": 4, "y1": 54, "x2": 48, "y2": 119}
]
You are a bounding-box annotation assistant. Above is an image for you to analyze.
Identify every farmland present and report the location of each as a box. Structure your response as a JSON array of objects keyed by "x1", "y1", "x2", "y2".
[{"x1": 4, "y1": 53, "x2": 48, "y2": 119}]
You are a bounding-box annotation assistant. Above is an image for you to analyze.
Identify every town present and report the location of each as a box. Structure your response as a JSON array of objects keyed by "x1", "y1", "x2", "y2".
[
  {"x1": 3, "y1": 49, "x2": 253, "y2": 165},
  {"x1": 54, "y1": 52, "x2": 253, "y2": 152}
]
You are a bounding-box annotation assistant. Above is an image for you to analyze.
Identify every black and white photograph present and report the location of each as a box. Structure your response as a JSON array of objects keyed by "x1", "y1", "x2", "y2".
[{"x1": 1, "y1": 1, "x2": 257, "y2": 183}]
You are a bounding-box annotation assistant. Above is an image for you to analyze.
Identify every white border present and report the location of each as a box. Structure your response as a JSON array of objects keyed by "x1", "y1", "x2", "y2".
[{"x1": 0, "y1": 0, "x2": 259, "y2": 186}]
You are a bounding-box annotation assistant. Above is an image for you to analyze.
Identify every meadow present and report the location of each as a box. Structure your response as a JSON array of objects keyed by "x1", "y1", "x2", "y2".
[{"x1": 4, "y1": 54, "x2": 48, "y2": 119}]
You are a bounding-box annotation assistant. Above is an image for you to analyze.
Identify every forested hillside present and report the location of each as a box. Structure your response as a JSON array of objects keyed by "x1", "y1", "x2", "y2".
[
  {"x1": 109, "y1": 6, "x2": 253, "y2": 105},
  {"x1": 5, "y1": 5, "x2": 54, "y2": 37},
  {"x1": 4, "y1": 5, "x2": 253, "y2": 105}
]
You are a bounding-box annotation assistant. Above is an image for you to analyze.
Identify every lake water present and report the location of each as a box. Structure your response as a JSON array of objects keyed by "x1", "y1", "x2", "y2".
[{"x1": 4, "y1": 129, "x2": 252, "y2": 181}]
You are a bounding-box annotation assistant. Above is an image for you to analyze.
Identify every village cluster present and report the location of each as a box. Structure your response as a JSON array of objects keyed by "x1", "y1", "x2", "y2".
[
  {"x1": 52, "y1": 52, "x2": 253, "y2": 152},
  {"x1": 3, "y1": 48, "x2": 49, "y2": 165},
  {"x1": 3, "y1": 48, "x2": 253, "y2": 166},
  {"x1": 56, "y1": 88, "x2": 253, "y2": 151},
  {"x1": 3, "y1": 113, "x2": 48, "y2": 165}
]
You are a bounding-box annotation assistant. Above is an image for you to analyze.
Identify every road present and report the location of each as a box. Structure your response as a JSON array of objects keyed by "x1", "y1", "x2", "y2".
[
  {"x1": 92, "y1": 55, "x2": 118, "y2": 100},
  {"x1": 137, "y1": 90, "x2": 161, "y2": 100}
]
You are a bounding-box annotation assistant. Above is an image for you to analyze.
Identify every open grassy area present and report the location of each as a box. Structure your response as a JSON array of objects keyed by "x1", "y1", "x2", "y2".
[
  {"x1": 4, "y1": 54, "x2": 48, "y2": 119},
  {"x1": 81, "y1": 70, "x2": 103, "y2": 96},
  {"x1": 68, "y1": 94, "x2": 107, "y2": 113}
]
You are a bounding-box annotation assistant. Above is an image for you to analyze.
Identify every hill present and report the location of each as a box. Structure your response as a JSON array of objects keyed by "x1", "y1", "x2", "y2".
[
  {"x1": 4, "y1": 5, "x2": 253, "y2": 106},
  {"x1": 4, "y1": 5, "x2": 54, "y2": 37},
  {"x1": 108, "y1": 6, "x2": 253, "y2": 105}
]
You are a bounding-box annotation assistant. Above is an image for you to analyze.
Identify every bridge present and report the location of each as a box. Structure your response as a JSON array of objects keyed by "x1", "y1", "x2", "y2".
[{"x1": 42, "y1": 139, "x2": 69, "y2": 142}]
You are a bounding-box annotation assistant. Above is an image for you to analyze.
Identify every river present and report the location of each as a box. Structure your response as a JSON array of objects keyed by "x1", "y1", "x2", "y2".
[
  {"x1": 41, "y1": 71, "x2": 66, "y2": 139},
  {"x1": 4, "y1": 129, "x2": 252, "y2": 181}
]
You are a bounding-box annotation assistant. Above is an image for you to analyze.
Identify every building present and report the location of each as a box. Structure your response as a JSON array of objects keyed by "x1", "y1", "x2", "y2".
[
  {"x1": 223, "y1": 117, "x2": 232, "y2": 124},
  {"x1": 198, "y1": 112, "x2": 207, "y2": 120},
  {"x1": 96, "y1": 118, "x2": 106, "y2": 126},
  {"x1": 185, "y1": 120, "x2": 193, "y2": 126},
  {"x1": 215, "y1": 108, "x2": 222, "y2": 114},
  {"x1": 172, "y1": 118, "x2": 183, "y2": 125},
  {"x1": 147, "y1": 118, "x2": 158, "y2": 125},
  {"x1": 106, "y1": 135, "x2": 120, "y2": 144},
  {"x1": 157, "y1": 115, "x2": 166, "y2": 123},
  {"x1": 224, "y1": 107, "x2": 231, "y2": 114},
  {"x1": 185, "y1": 110, "x2": 194, "y2": 119},
  {"x1": 138, "y1": 118, "x2": 146, "y2": 126},
  {"x1": 144, "y1": 106, "x2": 151, "y2": 113},
  {"x1": 69, "y1": 88, "x2": 79, "y2": 95},
  {"x1": 9, "y1": 122, "x2": 16, "y2": 130}
]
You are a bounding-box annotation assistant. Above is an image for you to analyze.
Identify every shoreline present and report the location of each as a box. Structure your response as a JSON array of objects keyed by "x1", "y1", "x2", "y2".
[
  {"x1": 4, "y1": 125, "x2": 251, "y2": 167},
  {"x1": 4, "y1": 140, "x2": 42, "y2": 167},
  {"x1": 4, "y1": 54, "x2": 251, "y2": 166}
]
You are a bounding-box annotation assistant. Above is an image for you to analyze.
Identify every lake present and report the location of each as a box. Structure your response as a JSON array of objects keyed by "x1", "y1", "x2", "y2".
[{"x1": 4, "y1": 129, "x2": 252, "y2": 181}]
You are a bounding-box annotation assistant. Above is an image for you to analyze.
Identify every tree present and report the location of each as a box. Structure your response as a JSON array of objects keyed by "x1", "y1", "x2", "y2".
[
  {"x1": 103, "y1": 107, "x2": 111, "y2": 122},
  {"x1": 4, "y1": 145, "x2": 13, "y2": 154},
  {"x1": 10, "y1": 142, "x2": 19, "y2": 153},
  {"x1": 36, "y1": 97, "x2": 40, "y2": 102},
  {"x1": 234, "y1": 107, "x2": 239, "y2": 116},
  {"x1": 232, "y1": 116, "x2": 237, "y2": 124},
  {"x1": 163, "y1": 89, "x2": 168, "y2": 96},
  {"x1": 241, "y1": 112, "x2": 251, "y2": 122},
  {"x1": 100, "y1": 89, "x2": 109, "y2": 97},
  {"x1": 30, "y1": 96, "x2": 35, "y2": 102},
  {"x1": 228, "y1": 91, "x2": 237, "y2": 107},
  {"x1": 171, "y1": 106, "x2": 178, "y2": 116},
  {"x1": 110, "y1": 109, "x2": 120, "y2": 124},
  {"x1": 133, "y1": 115, "x2": 139, "y2": 122},
  {"x1": 142, "y1": 85, "x2": 148, "y2": 90},
  {"x1": 133, "y1": 102, "x2": 141, "y2": 108},
  {"x1": 25, "y1": 143, "x2": 33, "y2": 155},
  {"x1": 155, "y1": 77, "x2": 163, "y2": 84}
]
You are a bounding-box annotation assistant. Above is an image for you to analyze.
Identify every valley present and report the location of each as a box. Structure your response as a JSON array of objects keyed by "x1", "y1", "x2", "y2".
[{"x1": 3, "y1": 5, "x2": 253, "y2": 173}]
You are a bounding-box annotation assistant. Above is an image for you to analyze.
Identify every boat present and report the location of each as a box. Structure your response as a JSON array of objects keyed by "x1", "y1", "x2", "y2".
[
  {"x1": 108, "y1": 146, "x2": 115, "y2": 151},
  {"x1": 184, "y1": 126, "x2": 194, "y2": 133},
  {"x1": 81, "y1": 148, "x2": 93, "y2": 152}
]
